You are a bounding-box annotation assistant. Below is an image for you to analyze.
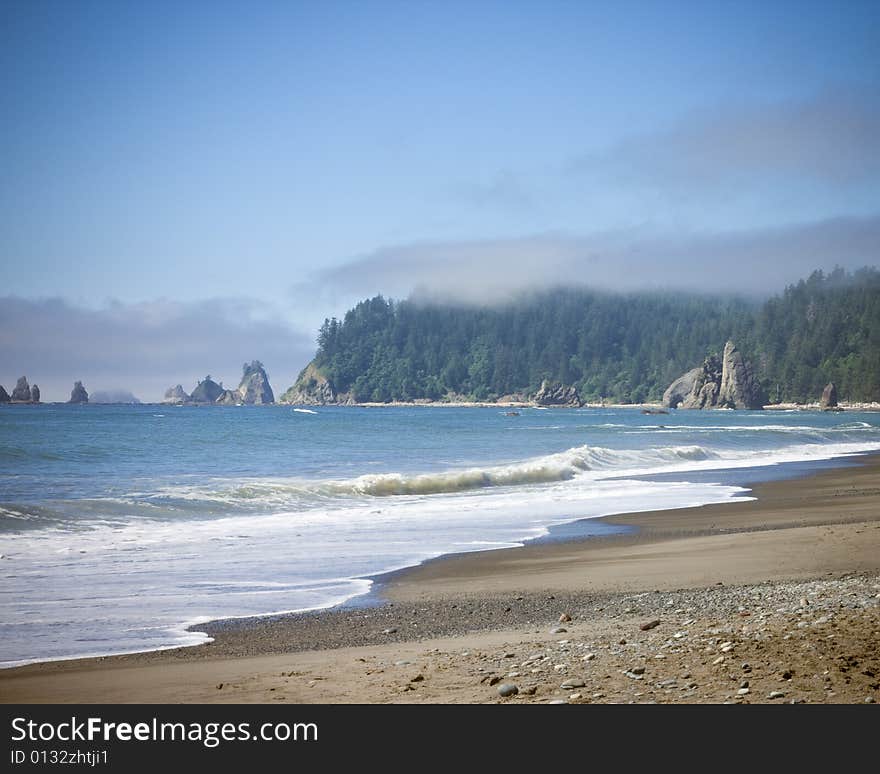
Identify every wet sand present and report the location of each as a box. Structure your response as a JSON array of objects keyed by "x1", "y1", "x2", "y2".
[{"x1": 2, "y1": 455, "x2": 879, "y2": 704}]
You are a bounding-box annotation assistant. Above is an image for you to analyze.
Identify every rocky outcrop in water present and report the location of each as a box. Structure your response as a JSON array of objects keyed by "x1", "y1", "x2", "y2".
[
  {"x1": 215, "y1": 389, "x2": 239, "y2": 405},
  {"x1": 237, "y1": 361, "x2": 274, "y2": 404},
  {"x1": 280, "y1": 363, "x2": 350, "y2": 405},
  {"x1": 663, "y1": 341, "x2": 763, "y2": 410},
  {"x1": 821, "y1": 382, "x2": 839, "y2": 409},
  {"x1": 162, "y1": 385, "x2": 190, "y2": 404},
  {"x1": 0, "y1": 385, "x2": 10, "y2": 403},
  {"x1": 532, "y1": 380, "x2": 582, "y2": 407},
  {"x1": 68, "y1": 381, "x2": 89, "y2": 404},
  {"x1": 717, "y1": 341, "x2": 762, "y2": 410},
  {"x1": 12, "y1": 376, "x2": 32, "y2": 402},
  {"x1": 189, "y1": 377, "x2": 224, "y2": 404},
  {"x1": 31, "y1": 384, "x2": 40, "y2": 403},
  {"x1": 662, "y1": 366, "x2": 706, "y2": 410}
]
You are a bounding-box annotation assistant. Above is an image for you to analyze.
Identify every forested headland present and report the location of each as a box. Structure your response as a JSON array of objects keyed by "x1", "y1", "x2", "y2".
[{"x1": 283, "y1": 267, "x2": 880, "y2": 405}]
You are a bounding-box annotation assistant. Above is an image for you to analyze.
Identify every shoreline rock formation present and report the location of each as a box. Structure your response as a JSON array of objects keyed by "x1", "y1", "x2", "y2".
[
  {"x1": 68, "y1": 381, "x2": 89, "y2": 404},
  {"x1": 11, "y1": 376, "x2": 32, "y2": 403},
  {"x1": 189, "y1": 377, "x2": 224, "y2": 404},
  {"x1": 0, "y1": 385, "x2": 10, "y2": 403},
  {"x1": 237, "y1": 361, "x2": 274, "y2": 404},
  {"x1": 820, "y1": 382, "x2": 839, "y2": 410},
  {"x1": 31, "y1": 384, "x2": 40, "y2": 403},
  {"x1": 663, "y1": 341, "x2": 763, "y2": 410},
  {"x1": 162, "y1": 385, "x2": 190, "y2": 404},
  {"x1": 532, "y1": 380, "x2": 582, "y2": 407},
  {"x1": 215, "y1": 389, "x2": 240, "y2": 405},
  {"x1": 280, "y1": 363, "x2": 351, "y2": 405}
]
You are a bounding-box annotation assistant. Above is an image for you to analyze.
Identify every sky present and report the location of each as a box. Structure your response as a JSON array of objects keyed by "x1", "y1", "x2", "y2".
[{"x1": 1, "y1": 0, "x2": 879, "y2": 400}]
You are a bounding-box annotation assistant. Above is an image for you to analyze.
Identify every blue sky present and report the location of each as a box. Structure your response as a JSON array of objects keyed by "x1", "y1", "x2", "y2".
[{"x1": 1, "y1": 0, "x2": 879, "y2": 399}]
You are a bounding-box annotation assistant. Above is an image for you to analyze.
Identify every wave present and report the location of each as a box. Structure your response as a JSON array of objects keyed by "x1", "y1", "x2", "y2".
[
  {"x1": 340, "y1": 444, "x2": 717, "y2": 497},
  {"x1": 145, "y1": 444, "x2": 719, "y2": 504}
]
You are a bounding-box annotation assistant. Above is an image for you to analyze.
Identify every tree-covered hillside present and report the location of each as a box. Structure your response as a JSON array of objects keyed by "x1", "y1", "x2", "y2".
[
  {"x1": 754, "y1": 268, "x2": 880, "y2": 402},
  {"x1": 294, "y1": 267, "x2": 879, "y2": 404}
]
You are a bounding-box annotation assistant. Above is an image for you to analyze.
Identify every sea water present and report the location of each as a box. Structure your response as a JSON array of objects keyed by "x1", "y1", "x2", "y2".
[{"x1": 1, "y1": 403, "x2": 878, "y2": 667}]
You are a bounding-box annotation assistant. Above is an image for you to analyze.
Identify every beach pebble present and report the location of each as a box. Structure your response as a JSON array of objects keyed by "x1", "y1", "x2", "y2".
[
  {"x1": 561, "y1": 678, "x2": 586, "y2": 689},
  {"x1": 547, "y1": 699, "x2": 567, "y2": 704},
  {"x1": 712, "y1": 656, "x2": 725, "y2": 666},
  {"x1": 629, "y1": 666, "x2": 646, "y2": 675},
  {"x1": 559, "y1": 613, "x2": 572, "y2": 622},
  {"x1": 497, "y1": 683, "x2": 519, "y2": 697},
  {"x1": 737, "y1": 688, "x2": 750, "y2": 696},
  {"x1": 550, "y1": 626, "x2": 567, "y2": 634},
  {"x1": 394, "y1": 660, "x2": 412, "y2": 666},
  {"x1": 582, "y1": 653, "x2": 596, "y2": 662},
  {"x1": 640, "y1": 619, "x2": 661, "y2": 631},
  {"x1": 625, "y1": 672, "x2": 644, "y2": 681},
  {"x1": 866, "y1": 697, "x2": 876, "y2": 704},
  {"x1": 382, "y1": 627, "x2": 398, "y2": 635},
  {"x1": 768, "y1": 691, "x2": 785, "y2": 699}
]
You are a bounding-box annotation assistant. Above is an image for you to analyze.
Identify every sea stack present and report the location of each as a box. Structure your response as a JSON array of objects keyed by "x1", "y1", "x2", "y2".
[
  {"x1": 189, "y1": 376, "x2": 224, "y2": 404},
  {"x1": 11, "y1": 376, "x2": 32, "y2": 402},
  {"x1": 717, "y1": 341, "x2": 762, "y2": 410},
  {"x1": 663, "y1": 341, "x2": 763, "y2": 410},
  {"x1": 31, "y1": 384, "x2": 40, "y2": 403},
  {"x1": 162, "y1": 385, "x2": 190, "y2": 404},
  {"x1": 820, "y1": 382, "x2": 839, "y2": 410},
  {"x1": 215, "y1": 389, "x2": 239, "y2": 405},
  {"x1": 532, "y1": 380, "x2": 582, "y2": 407},
  {"x1": 68, "y1": 381, "x2": 89, "y2": 404},
  {"x1": 0, "y1": 385, "x2": 10, "y2": 403},
  {"x1": 237, "y1": 360, "x2": 275, "y2": 404}
]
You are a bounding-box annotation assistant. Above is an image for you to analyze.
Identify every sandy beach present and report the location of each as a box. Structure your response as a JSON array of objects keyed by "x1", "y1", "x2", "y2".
[{"x1": 2, "y1": 456, "x2": 879, "y2": 704}]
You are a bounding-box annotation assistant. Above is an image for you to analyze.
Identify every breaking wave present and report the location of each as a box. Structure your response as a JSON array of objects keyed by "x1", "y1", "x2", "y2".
[{"x1": 146, "y1": 444, "x2": 718, "y2": 504}]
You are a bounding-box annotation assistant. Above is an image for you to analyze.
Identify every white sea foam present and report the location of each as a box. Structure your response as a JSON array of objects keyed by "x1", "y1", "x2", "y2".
[
  {"x1": 1, "y1": 408, "x2": 878, "y2": 667},
  {"x1": 134, "y1": 435, "x2": 880, "y2": 508}
]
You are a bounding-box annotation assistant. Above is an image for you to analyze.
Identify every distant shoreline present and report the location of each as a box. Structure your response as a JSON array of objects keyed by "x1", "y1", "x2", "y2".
[{"x1": 5, "y1": 400, "x2": 879, "y2": 411}]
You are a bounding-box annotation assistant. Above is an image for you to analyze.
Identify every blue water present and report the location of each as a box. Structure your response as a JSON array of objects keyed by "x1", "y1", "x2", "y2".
[{"x1": 1, "y1": 403, "x2": 878, "y2": 666}]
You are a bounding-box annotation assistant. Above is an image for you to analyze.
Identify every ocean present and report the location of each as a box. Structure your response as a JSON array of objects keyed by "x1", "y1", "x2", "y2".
[{"x1": 1, "y1": 403, "x2": 878, "y2": 667}]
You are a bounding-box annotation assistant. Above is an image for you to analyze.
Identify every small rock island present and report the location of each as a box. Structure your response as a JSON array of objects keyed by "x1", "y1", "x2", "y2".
[
  {"x1": 162, "y1": 360, "x2": 275, "y2": 405},
  {"x1": 662, "y1": 341, "x2": 763, "y2": 410}
]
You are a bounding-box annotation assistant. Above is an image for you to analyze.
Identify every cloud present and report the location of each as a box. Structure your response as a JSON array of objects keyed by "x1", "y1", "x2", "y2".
[
  {"x1": 451, "y1": 170, "x2": 537, "y2": 214},
  {"x1": 0, "y1": 297, "x2": 316, "y2": 402},
  {"x1": 306, "y1": 214, "x2": 880, "y2": 305},
  {"x1": 570, "y1": 89, "x2": 880, "y2": 189}
]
